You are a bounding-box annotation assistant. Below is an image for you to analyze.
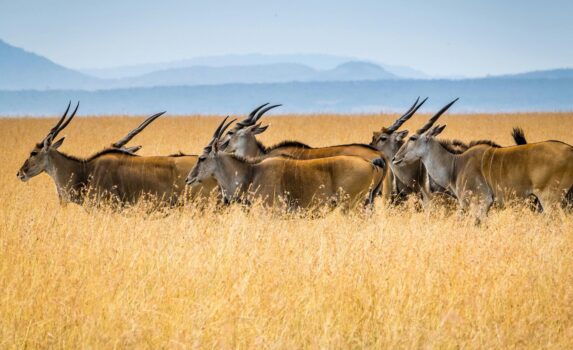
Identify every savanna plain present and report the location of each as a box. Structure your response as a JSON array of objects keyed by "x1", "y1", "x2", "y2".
[{"x1": 1, "y1": 112, "x2": 573, "y2": 348}]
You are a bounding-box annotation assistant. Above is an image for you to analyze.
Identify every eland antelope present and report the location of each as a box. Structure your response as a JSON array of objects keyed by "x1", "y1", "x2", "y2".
[
  {"x1": 371, "y1": 98, "x2": 529, "y2": 206},
  {"x1": 370, "y1": 98, "x2": 461, "y2": 204},
  {"x1": 220, "y1": 104, "x2": 393, "y2": 199},
  {"x1": 17, "y1": 103, "x2": 216, "y2": 207},
  {"x1": 392, "y1": 124, "x2": 573, "y2": 224}
]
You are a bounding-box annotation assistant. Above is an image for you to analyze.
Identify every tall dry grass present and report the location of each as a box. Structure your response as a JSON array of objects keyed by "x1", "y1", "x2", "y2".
[{"x1": 1, "y1": 112, "x2": 573, "y2": 348}]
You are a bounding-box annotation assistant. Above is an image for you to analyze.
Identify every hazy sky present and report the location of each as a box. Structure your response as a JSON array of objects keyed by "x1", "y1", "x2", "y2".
[{"x1": 1, "y1": 0, "x2": 572, "y2": 77}]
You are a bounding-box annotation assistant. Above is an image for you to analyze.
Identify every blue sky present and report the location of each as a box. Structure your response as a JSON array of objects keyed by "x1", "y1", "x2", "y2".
[{"x1": 1, "y1": 0, "x2": 571, "y2": 76}]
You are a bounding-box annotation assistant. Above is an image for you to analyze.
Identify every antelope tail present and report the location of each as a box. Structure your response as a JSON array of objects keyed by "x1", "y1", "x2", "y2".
[
  {"x1": 370, "y1": 156, "x2": 391, "y2": 204},
  {"x1": 512, "y1": 127, "x2": 527, "y2": 145},
  {"x1": 372, "y1": 157, "x2": 386, "y2": 169}
]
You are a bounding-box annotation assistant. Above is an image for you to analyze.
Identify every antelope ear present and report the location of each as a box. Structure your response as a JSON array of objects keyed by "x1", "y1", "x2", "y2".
[
  {"x1": 243, "y1": 123, "x2": 257, "y2": 131},
  {"x1": 396, "y1": 130, "x2": 409, "y2": 141},
  {"x1": 432, "y1": 124, "x2": 447, "y2": 137},
  {"x1": 52, "y1": 137, "x2": 65, "y2": 149},
  {"x1": 421, "y1": 126, "x2": 435, "y2": 138},
  {"x1": 43, "y1": 136, "x2": 53, "y2": 149},
  {"x1": 220, "y1": 139, "x2": 230, "y2": 150},
  {"x1": 253, "y1": 124, "x2": 269, "y2": 135},
  {"x1": 243, "y1": 123, "x2": 266, "y2": 135},
  {"x1": 425, "y1": 125, "x2": 446, "y2": 138}
]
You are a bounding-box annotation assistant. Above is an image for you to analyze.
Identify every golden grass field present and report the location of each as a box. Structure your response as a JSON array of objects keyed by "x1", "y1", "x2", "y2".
[{"x1": 1, "y1": 112, "x2": 573, "y2": 348}]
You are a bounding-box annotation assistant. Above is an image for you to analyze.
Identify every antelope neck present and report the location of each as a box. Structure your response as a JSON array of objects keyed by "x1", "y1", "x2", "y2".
[
  {"x1": 214, "y1": 154, "x2": 254, "y2": 200},
  {"x1": 420, "y1": 139, "x2": 457, "y2": 190},
  {"x1": 46, "y1": 150, "x2": 90, "y2": 203}
]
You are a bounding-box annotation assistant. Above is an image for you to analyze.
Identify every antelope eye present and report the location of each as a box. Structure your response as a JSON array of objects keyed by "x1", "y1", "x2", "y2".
[
  {"x1": 30, "y1": 151, "x2": 38, "y2": 156},
  {"x1": 410, "y1": 136, "x2": 418, "y2": 141},
  {"x1": 380, "y1": 136, "x2": 388, "y2": 141},
  {"x1": 199, "y1": 156, "x2": 206, "y2": 161}
]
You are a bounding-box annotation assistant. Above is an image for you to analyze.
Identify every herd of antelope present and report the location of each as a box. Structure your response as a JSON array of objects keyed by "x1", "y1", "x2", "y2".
[{"x1": 17, "y1": 98, "x2": 573, "y2": 224}]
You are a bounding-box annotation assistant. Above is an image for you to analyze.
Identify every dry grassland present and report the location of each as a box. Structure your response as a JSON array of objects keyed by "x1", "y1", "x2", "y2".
[{"x1": 1, "y1": 112, "x2": 573, "y2": 348}]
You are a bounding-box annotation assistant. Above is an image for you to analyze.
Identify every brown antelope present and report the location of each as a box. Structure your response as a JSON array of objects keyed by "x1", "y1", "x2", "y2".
[
  {"x1": 507, "y1": 127, "x2": 569, "y2": 210},
  {"x1": 392, "y1": 124, "x2": 573, "y2": 224},
  {"x1": 17, "y1": 103, "x2": 216, "y2": 207},
  {"x1": 219, "y1": 104, "x2": 393, "y2": 198},
  {"x1": 186, "y1": 118, "x2": 387, "y2": 210},
  {"x1": 107, "y1": 111, "x2": 220, "y2": 202}
]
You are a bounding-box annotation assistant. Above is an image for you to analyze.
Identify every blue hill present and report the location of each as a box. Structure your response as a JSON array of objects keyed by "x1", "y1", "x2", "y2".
[{"x1": 0, "y1": 39, "x2": 101, "y2": 90}]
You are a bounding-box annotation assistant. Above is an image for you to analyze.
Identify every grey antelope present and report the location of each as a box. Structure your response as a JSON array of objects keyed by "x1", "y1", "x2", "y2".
[
  {"x1": 17, "y1": 103, "x2": 215, "y2": 206},
  {"x1": 186, "y1": 118, "x2": 387, "y2": 210},
  {"x1": 370, "y1": 98, "x2": 462, "y2": 204},
  {"x1": 392, "y1": 124, "x2": 573, "y2": 224},
  {"x1": 371, "y1": 98, "x2": 529, "y2": 205}
]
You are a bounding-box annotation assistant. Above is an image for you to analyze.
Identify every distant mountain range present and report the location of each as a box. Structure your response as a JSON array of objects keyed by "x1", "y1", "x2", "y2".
[
  {"x1": 2, "y1": 39, "x2": 573, "y2": 91},
  {"x1": 83, "y1": 53, "x2": 359, "y2": 78},
  {"x1": 0, "y1": 40, "x2": 402, "y2": 90},
  {"x1": 82, "y1": 53, "x2": 429, "y2": 79},
  {"x1": 117, "y1": 61, "x2": 398, "y2": 87},
  {"x1": 1, "y1": 39, "x2": 572, "y2": 114}
]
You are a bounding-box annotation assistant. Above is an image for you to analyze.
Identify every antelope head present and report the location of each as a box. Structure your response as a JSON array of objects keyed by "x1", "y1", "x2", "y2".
[
  {"x1": 17, "y1": 102, "x2": 79, "y2": 182},
  {"x1": 370, "y1": 97, "x2": 427, "y2": 158},
  {"x1": 223, "y1": 122, "x2": 269, "y2": 156},
  {"x1": 219, "y1": 103, "x2": 281, "y2": 151},
  {"x1": 392, "y1": 98, "x2": 458, "y2": 165},
  {"x1": 393, "y1": 124, "x2": 447, "y2": 165},
  {"x1": 186, "y1": 116, "x2": 236, "y2": 185}
]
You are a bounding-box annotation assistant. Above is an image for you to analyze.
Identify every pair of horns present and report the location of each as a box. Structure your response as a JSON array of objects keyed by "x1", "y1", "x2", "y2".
[
  {"x1": 416, "y1": 98, "x2": 459, "y2": 135},
  {"x1": 43, "y1": 101, "x2": 80, "y2": 146},
  {"x1": 236, "y1": 103, "x2": 281, "y2": 128},
  {"x1": 385, "y1": 97, "x2": 428, "y2": 134},
  {"x1": 205, "y1": 116, "x2": 237, "y2": 152}
]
